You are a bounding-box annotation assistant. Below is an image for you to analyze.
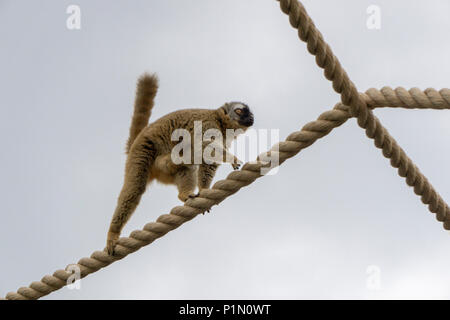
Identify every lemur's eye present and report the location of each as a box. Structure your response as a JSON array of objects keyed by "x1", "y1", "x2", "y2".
[{"x1": 234, "y1": 108, "x2": 243, "y2": 116}]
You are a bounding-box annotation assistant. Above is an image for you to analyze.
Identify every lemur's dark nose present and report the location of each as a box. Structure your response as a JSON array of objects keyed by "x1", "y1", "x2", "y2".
[{"x1": 241, "y1": 114, "x2": 254, "y2": 127}]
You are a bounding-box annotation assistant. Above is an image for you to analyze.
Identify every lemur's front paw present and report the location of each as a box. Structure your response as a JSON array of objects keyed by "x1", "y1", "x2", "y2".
[
  {"x1": 106, "y1": 231, "x2": 120, "y2": 256},
  {"x1": 232, "y1": 161, "x2": 242, "y2": 170},
  {"x1": 178, "y1": 192, "x2": 197, "y2": 202}
]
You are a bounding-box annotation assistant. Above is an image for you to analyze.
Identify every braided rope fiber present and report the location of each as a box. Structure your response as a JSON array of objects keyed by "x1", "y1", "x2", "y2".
[{"x1": 2, "y1": 0, "x2": 449, "y2": 299}]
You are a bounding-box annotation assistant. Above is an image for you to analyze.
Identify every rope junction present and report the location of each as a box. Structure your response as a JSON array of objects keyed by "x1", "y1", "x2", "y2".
[{"x1": 3, "y1": 0, "x2": 449, "y2": 300}]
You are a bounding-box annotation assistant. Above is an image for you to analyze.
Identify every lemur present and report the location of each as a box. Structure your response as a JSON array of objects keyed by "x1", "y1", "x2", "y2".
[{"x1": 107, "y1": 73, "x2": 254, "y2": 255}]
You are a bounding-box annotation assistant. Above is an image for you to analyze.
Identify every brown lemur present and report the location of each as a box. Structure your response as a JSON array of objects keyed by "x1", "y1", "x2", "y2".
[{"x1": 106, "y1": 73, "x2": 254, "y2": 255}]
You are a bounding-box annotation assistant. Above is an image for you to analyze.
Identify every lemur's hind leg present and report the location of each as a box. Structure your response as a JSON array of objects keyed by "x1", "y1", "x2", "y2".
[
  {"x1": 175, "y1": 166, "x2": 198, "y2": 202},
  {"x1": 107, "y1": 137, "x2": 156, "y2": 255},
  {"x1": 194, "y1": 163, "x2": 218, "y2": 214},
  {"x1": 198, "y1": 163, "x2": 218, "y2": 192}
]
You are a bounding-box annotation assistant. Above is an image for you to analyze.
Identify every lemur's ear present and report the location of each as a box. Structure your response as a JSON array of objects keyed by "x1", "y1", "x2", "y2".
[{"x1": 219, "y1": 103, "x2": 231, "y2": 115}]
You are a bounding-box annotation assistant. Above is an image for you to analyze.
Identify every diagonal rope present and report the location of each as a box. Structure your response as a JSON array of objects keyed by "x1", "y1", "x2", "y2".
[
  {"x1": 3, "y1": 103, "x2": 350, "y2": 300},
  {"x1": 4, "y1": 84, "x2": 448, "y2": 299},
  {"x1": 2, "y1": 0, "x2": 449, "y2": 299},
  {"x1": 277, "y1": 0, "x2": 450, "y2": 225}
]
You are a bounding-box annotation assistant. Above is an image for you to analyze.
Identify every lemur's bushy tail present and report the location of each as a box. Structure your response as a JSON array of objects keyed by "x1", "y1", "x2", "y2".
[{"x1": 126, "y1": 73, "x2": 159, "y2": 153}]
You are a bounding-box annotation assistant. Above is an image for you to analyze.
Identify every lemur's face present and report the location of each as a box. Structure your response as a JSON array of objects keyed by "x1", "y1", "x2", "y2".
[{"x1": 226, "y1": 102, "x2": 254, "y2": 128}]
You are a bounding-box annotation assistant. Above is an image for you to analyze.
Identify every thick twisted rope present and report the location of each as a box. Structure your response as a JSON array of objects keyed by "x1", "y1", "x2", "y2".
[
  {"x1": 3, "y1": 0, "x2": 449, "y2": 299},
  {"x1": 364, "y1": 87, "x2": 450, "y2": 110},
  {"x1": 4, "y1": 85, "x2": 448, "y2": 299},
  {"x1": 277, "y1": 0, "x2": 450, "y2": 225},
  {"x1": 4, "y1": 103, "x2": 351, "y2": 300}
]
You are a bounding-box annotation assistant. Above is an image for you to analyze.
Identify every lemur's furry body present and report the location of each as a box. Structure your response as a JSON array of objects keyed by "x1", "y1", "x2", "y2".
[{"x1": 107, "y1": 73, "x2": 254, "y2": 254}]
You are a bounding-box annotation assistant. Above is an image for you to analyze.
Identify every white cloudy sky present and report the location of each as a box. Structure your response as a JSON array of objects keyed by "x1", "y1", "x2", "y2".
[{"x1": 0, "y1": 0, "x2": 449, "y2": 299}]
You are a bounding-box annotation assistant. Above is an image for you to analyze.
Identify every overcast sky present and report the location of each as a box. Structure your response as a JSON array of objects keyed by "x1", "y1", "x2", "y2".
[{"x1": 1, "y1": 0, "x2": 450, "y2": 299}]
